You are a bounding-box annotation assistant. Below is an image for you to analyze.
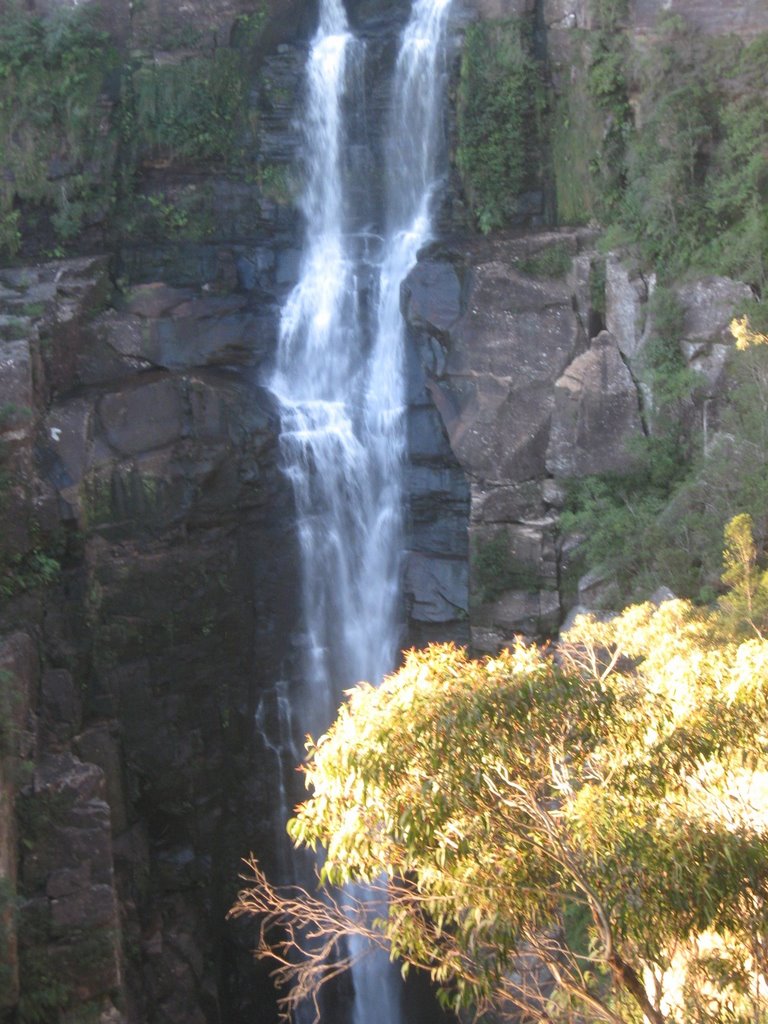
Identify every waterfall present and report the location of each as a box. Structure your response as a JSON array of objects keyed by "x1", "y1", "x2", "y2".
[{"x1": 270, "y1": 0, "x2": 454, "y2": 1018}]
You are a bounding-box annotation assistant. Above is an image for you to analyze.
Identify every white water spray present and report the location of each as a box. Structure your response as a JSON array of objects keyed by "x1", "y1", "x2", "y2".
[{"x1": 271, "y1": 0, "x2": 454, "y2": 1018}]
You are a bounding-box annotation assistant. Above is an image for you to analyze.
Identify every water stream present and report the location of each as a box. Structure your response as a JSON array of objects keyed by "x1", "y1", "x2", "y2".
[{"x1": 270, "y1": 0, "x2": 454, "y2": 1018}]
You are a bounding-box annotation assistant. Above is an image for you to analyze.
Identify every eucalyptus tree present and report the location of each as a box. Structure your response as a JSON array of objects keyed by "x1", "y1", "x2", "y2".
[{"x1": 233, "y1": 534, "x2": 768, "y2": 1024}]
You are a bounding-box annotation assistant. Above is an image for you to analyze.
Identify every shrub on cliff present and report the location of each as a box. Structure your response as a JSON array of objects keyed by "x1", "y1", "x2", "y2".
[
  {"x1": 562, "y1": 330, "x2": 768, "y2": 605},
  {"x1": 456, "y1": 19, "x2": 544, "y2": 233}
]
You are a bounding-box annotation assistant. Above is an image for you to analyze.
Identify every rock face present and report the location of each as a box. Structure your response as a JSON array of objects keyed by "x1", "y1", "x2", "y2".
[
  {"x1": 0, "y1": 252, "x2": 300, "y2": 1023},
  {"x1": 404, "y1": 231, "x2": 610, "y2": 647},
  {"x1": 404, "y1": 227, "x2": 753, "y2": 647},
  {"x1": 546, "y1": 330, "x2": 643, "y2": 478}
]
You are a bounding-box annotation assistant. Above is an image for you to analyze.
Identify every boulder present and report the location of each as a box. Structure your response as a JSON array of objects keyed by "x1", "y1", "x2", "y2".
[
  {"x1": 605, "y1": 255, "x2": 652, "y2": 361},
  {"x1": 445, "y1": 266, "x2": 580, "y2": 381},
  {"x1": 470, "y1": 481, "x2": 545, "y2": 524},
  {"x1": 674, "y1": 276, "x2": 752, "y2": 345},
  {"x1": 446, "y1": 377, "x2": 555, "y2": 482},
  {"x1": 405, "y1": 237, "x2": 587, "y2": 490},
  {"x1": 98, "y1": 378, "x2": 184, "y2": 456},
  {"x1": 471, "y1": 588, "x2": 561, "y2": 644},
  {"x1": 546, "y1": 330, "x2": 644, "y2": 478}
]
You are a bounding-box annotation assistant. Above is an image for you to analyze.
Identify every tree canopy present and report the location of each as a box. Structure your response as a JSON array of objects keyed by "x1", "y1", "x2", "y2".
[{"x1": 232, "y1": 522, "x2": 768, "y2": 1024}]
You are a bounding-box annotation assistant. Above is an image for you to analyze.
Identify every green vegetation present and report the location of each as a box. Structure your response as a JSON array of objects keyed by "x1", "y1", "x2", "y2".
[
  {"x1": 518, "y1": 241, "x2": 573, "y2": 278},
  {"x1": 256, "y1": 163, "x2": 296, "y2": 205},
  {"x1": 17, "y1": 948, "x2": 69, "y2": 1024},
  {"x1": 719, "y1": 512, "x2": 768, "y2": 638},
  {"x1": 456, "y1": 18, "x2": 544, "y2": 233},
  {"x1": 638, "y1": 287, "x2": 698, "y2": 410},
  {"x1": 563, "y1": 335, "x2": 768, "y2": 604},
  {"x1": 0, "y1": 2, "x2": 119, "y2": 258},
  {"x1": 546, "y1": 8, "x2": 768, "y2": 288},
  {"x1": 0, "y1": 550, "x2": 61, "y2": 601},
  {"x1": 232, "y1": 6, "x2": 270, "y2": 49},
  {"x1": 459, "y1": 2, "x2": 767, "y2": 278},
  {"x1": 617, "y1": 16, "x2": 718, "y2": 279},
  {"x1": 121, "y1": 49, "x2": 247, "y2": 168},
  {"x1": 472, "y1": 532, "x2": 539, "y2": 603},
  {"x1": 551, "y1": 41, "x2": 604, "y2": 225},
  {"x1": 550, "y1": 0, "x2": 631, "y2": 224},
  {"x1": 0, "y1": 0, "x2": 284, "y2": 260},
  {"x1": 233, "y1": 540, "x2": 768, "y2": 1022},
  {"x1": 555, "y1": 15, "x2": 768, "y2": 598}
]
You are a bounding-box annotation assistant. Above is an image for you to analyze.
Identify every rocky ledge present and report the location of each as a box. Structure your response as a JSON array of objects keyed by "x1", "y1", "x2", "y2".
[{"x1": 403, "y1": 230, "x2": 751, "y2": 649}]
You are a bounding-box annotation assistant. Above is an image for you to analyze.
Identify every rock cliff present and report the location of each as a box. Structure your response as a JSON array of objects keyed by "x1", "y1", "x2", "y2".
[{"x1": 1, "y1": 0, "x2": 766, "y2": 1021}]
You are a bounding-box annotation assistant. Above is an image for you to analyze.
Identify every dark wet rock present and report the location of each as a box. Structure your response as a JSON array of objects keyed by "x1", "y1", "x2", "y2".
[
  {"x1": 0, "y1": 633, "x2": 38, "y2": 1010},
  {"x1": 120, "y1": 283, "x2": 196, "y2": 318},
  {"x1": 41, "y1": 670, "x2": 81, "y2": 749},
  {"x1": 405, "y1": 336, "x2": 470, "y2": 644},
  {"x1": 404, "y1": 552, "x2": 468, "y2": 623},
  {"x1": 0, "y1": 250, "x2": 298, "y2": 1024},
  {"x1": 93, "y1": 303, "x2": 276, "y2": 379},
  {"x1": 74, "y1": 726, "x2": 129, "y2": 835},
  {"x1": 98, "y1": 378, "x2": 185, "y2": 457},
  {"x1": 402, "y1": 258, "x2": 464, "y2": 338},
  {"x1": 15, "y1": 754, "x2": 123, "y2": 1013}
]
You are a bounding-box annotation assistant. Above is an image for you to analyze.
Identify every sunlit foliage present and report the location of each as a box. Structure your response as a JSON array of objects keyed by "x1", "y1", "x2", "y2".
[
  {"x1": 731, "y1": 315, "x2": 768, "y2": 351},
  {"x1": 233, "y1": 523, "x2": 768, "y2": 1024}
]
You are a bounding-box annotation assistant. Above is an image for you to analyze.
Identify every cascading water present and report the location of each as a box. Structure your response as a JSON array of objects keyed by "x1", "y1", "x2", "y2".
[{"x1": 270, "y1": 0, "x2": 453, "y2": 1018}]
